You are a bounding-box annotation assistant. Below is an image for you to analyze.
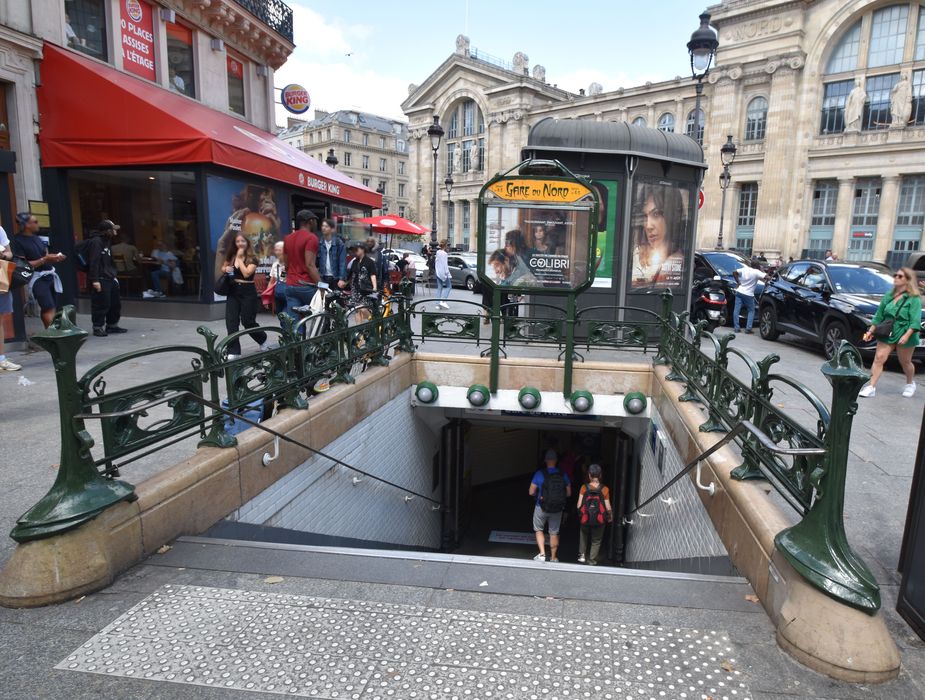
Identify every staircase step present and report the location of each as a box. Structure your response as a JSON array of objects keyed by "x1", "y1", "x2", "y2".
[{"x1": 157, "y1": 536, "x2": 759, "y2": 613}]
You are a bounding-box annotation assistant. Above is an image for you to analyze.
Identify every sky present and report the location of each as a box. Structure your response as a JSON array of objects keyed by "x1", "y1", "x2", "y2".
[{"x1": 273, "y1": 0, "x2": 710, "y2": 126}]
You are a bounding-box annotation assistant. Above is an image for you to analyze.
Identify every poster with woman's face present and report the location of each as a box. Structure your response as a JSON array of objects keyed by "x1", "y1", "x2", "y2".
[
  {"x1": 482, "y1": 205, "x2": 591, "y2": 291},
  {"x1": 630, "y1": 178, "x2": 693, "y2": 289}
]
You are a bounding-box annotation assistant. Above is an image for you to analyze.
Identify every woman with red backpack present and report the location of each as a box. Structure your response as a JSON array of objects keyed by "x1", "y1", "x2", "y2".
[{"x1": 576, "y1": 464, "x2": 613, "y2": 565}]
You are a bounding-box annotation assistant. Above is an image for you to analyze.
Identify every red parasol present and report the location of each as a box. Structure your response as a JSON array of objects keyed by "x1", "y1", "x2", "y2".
[{"x1": 354, "y1": 215, "x2": 431, "y2": 236}]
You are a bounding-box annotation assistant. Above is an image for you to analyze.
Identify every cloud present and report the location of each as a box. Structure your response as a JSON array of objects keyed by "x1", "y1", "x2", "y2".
[{"x1": 274, "y1": 2, "x2": 406, "y2": 127}]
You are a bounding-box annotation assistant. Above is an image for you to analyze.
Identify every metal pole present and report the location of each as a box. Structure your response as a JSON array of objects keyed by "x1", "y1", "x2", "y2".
[
  {"x1": 431, "y1": 150, "x2": 438, "y2": 246},
  {"x1": 717, "y1": 172, "x2": 728, "y2": 250},
  {"x1": 693, "y1": 79, "x2": 704, "y2": 146}
]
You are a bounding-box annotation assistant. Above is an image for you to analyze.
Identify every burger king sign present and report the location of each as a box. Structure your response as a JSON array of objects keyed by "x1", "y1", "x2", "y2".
[{"x1": 281, "y1": 84, "x2": 310, "y2": 115}]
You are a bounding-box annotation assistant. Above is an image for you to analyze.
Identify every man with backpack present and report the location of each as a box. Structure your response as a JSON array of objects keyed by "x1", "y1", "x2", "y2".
[
  {"x1": 576, "y1": 463, "x2": 613, "y2": 565},
  {"x1": 528, "y1": 450, "x2": 571, "y2": 562}
]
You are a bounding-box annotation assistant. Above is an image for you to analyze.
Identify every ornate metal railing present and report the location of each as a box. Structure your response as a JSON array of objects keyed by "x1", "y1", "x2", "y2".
[
  {"x1": 14, "y1": 290, "x2": 878, "y2": 612},
  {"x1": 232, "y1": 0, "x2": 294, "y2": 43}
]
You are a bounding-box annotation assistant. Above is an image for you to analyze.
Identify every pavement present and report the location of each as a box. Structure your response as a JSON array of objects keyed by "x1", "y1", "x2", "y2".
[{"x1": 1, "y1": 287, "x2": 924, "y2": 699}]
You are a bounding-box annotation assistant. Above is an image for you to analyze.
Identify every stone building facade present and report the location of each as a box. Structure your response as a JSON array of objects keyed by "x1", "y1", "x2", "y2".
[
  {"x1": 402, "y1": 0, "x2": 925, "y2": 266},
  {"x1": 279, "y1": 110, "x2": 411, "y2": 220}
]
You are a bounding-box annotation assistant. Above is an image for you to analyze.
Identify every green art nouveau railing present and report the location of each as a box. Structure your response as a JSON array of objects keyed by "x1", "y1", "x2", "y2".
[{"x1": 14, "y1": 290, "x2": 878, "y2": 613}]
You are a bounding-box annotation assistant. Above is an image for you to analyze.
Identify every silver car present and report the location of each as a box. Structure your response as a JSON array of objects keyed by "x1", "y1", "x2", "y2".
[{"x1": 447, "y1": 253, "x2": 479, "y2": 291}]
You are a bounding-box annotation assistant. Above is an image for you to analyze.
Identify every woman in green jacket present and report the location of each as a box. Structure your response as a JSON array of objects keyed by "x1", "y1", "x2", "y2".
[{"x1": 859, "y1": 266, "x2": 922, "y2": 398}]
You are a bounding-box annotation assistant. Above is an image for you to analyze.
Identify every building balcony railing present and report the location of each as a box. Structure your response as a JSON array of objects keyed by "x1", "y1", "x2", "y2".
[{"x1": 232, "y1": 0, "x2": 293, "y2": 44}]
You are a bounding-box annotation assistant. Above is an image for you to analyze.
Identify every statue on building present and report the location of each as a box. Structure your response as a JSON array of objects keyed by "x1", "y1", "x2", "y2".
[
  {"x1": 891, "y1": 73, "x2": 913, "y2": 128},
  {"x1": 453, "y1": 145, "x2": 462, "y2": 174},
  {"x1": 532, "y1": 64, "x2": 546, "y2": 82},
  {"x1": 513, "y1": 52, "x2": 529, "y2": 75},
  {"x1": 588, "y1": 82, "x2": 603, "y2": 96},
  {"x1": 844, "y1": 80, "x2": 867, "y2": 133},
  {"x1": 455, "y1": 35, "x2": 470, "y2": 55},
  {"x1": 408, "y1": 83, "x2": 418, "y2": 95}
]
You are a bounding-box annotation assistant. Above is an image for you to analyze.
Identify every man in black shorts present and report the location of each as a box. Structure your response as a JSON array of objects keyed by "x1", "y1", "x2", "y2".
[{"x1": 12, "y1": 212, "x2": 64, "y2": 328}]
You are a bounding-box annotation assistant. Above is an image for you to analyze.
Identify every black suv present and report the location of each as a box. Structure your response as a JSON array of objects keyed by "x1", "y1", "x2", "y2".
[
  {"x1": 692, "y1": 250, "x2": 765, "y2": 327},
  {"x1": 758, "y1": 259, "x2": 925, "y2": 358}
]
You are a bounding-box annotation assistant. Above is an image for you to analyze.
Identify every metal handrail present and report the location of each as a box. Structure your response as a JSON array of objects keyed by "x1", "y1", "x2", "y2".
[
  {"x1": 74, "y1": 391, "x2": 441, "y2": 506},
  {"x1": 627, "y1": 419, "x2": 826, "y2": 518}
]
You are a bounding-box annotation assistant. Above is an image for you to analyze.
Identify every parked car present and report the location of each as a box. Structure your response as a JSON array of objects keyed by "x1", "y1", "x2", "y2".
[
  {"x1": 758, "y1": 259, "x2": 925, "y2": 358},
  {"x1": 447, "y1": 253, "x2": 479, "y2": 291},
  {"x1": 382, "y1": 248, "x2": 426, "y2": 281},
  {"x1": 692, "y1": 250, "x2": 765, "y2": 327}
]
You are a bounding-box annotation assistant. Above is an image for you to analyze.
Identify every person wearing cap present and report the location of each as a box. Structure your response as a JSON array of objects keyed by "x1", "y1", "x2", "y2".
[
  {"x1": 528, "y1": 449, "x2": 571, "y2": 562},
  {"x1": 339, "y1": 241, "x2": 378, "y2": 321},
  {"x1": 11, "y1": 211, "x2": 64, "y2": 329},
  {"x1": 284, "y1": 209, "x2": 321, "y2": 319},
  {"x1": 87, "y1": 220, "x2": 126, "y2": 337}
]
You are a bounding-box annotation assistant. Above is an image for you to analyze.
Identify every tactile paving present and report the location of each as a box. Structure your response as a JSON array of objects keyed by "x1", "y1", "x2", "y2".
[{"x1": 58, "y1": 584, "x2": 752, "y2": 699}]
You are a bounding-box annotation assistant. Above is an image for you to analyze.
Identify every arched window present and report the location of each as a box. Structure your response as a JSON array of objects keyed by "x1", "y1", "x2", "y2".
[
  {"x1": 632, "y1": 116, "x2": 647, "y2": 127},
  {"x1": 685, "y1": 108, "x2": 704, "y2": 144},
  {"x1": 657, "y1": 112, "x2": 675, "y2": 133},
  {"x1": 744, "y1": 97, "x2": 768, "y2": 141},
  {"x1": 821, "y1": 5, "x2": 925, "y2": 133},
  {"x1": 443, "y1": 99, "x2": 485, "y2": 175}
]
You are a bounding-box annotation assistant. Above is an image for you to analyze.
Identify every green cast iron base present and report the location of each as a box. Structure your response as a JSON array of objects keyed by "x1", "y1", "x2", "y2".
[
  {"x1": 11, "y1": 478, "x2": 135, "y2": 543},
  {"x1": 775, "y1": 523, "x2": 881, "y2": 613}
]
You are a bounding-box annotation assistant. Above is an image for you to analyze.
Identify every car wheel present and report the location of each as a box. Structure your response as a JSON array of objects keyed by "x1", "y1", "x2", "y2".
[
  {"x1": 822, "y1": 319, "x2": 850, "y2": 359},
  {"x1": 465, "y1": 275, "x2": 476, "y2": 291},
  {"x1": 758, "y1": 304, "x2": 781, "y2": 340}
]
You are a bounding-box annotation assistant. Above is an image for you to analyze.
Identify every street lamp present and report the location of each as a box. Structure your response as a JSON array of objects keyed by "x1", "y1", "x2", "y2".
[
  {"x1": 687, "y1": 12, "x2": 719, "y2": 145},
  {"x1": 325, "y1": 148, "x2": 338, "y2": 169},
  {"x1": 376, "y1": 181, "x2": 388, "y2": 215},
  {"x1": 444, "y1": 174, "x2": 454, "y2": 246},
  {"x1": 427, "y1": 115, "x2": 444, "y2": 246},
  {"x1": 716, "y1": 134, "x2": 737, "y2": 250}
]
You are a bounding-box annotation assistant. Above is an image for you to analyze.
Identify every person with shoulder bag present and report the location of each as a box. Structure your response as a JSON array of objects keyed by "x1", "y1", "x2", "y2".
[
  {"x1": 0, "y1": 222, "x2": 21, "y2": 371},
  {"x1": 576, "y1": 464, "x2": 613, "y2": 565},
  {"x1": 859, "y1": 266, "x2": 922, "y2": 398}
]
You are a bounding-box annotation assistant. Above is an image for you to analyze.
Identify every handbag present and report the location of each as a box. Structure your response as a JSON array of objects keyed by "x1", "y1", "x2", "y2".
[
  {"x1": 873, "y1": 295, "x2": 908, "y2": 340},
  {"x1": 214, "y1": 272, "x2": 234, "y2": 297},
  {"x1": 260, "y1": 279, "x2": 277, "y2": 306},
  {"x1": 0, "y1": 256, "x2": 34, "y2": 293}
]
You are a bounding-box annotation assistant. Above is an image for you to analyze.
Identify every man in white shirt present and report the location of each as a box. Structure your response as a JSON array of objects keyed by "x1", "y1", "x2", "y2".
[{"x1": 732, "y1": 262, "x2": 768, "y2": 334}]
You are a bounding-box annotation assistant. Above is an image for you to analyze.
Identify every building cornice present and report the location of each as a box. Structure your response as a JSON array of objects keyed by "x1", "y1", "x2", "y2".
[{"x1": 166, "y1": 0, "x2": 294, "y2": 69}]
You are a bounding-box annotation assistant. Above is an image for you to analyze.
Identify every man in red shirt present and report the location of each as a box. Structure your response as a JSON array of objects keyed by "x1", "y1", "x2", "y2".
[{"x1": 284, "y1": 209, "x2": 321, "y2": 318}]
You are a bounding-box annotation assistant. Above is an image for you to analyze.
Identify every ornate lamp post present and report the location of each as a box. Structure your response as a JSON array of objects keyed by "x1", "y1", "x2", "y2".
[
  {"x1": 687, "y1": 12, "x2": 719, "y2": 145},
  {"x1": 325, "y1": 148, "x2": 338, "y2": 169},
  {"x1": 716, "y1": 134, "x2": 737, "y2": 250},
  {"x1": 427, "y1": 115, "x2": 444, "y2": 246},
  {"x1": 444, "y1": 174, "x2": 454, "y2": 246},
  {"x1": 376, "y1": 181, "x2": 388, "y2": 214}
]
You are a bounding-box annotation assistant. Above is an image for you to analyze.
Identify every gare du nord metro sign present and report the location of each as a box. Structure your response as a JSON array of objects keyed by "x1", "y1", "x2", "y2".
[{"x1": 477, "y1": 173, "x2": 599, "y2": 295}]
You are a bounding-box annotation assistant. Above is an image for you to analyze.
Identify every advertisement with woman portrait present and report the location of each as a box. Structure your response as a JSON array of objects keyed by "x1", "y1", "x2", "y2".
[
  {"x1": 629, "y1": 177, "x2": 695, "y2": 291},
  {"x1": 207, "y1": 175, "x2": 290, "y2": 296},
  {"x1": 482, "y1": 203, "x2": 593, "y2": 292}
]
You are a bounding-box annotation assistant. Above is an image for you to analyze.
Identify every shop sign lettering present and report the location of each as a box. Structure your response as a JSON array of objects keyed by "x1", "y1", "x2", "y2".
[
  {"x1": 281, "y1": 84, "x2": 311, "y2": 115},
  {"x1": 488, "y1": 178, "x2": 592, "y2": 203},
  {"x1": 120, "y1": 0, "x2": 155, "y2": 81}
]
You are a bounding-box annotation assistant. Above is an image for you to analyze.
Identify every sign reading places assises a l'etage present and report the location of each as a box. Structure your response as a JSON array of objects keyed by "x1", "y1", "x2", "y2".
[{"x1": 120, "y1": 0, "x2": 155, "y2": 81}]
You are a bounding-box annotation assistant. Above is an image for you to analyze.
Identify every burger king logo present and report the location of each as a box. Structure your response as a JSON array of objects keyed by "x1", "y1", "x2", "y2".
[
  {"x1": 281, "y1": 84, "x2": 311, "y2": 115},
  {"x1": 126, "y1": 0, "x2": 143, "y2": 22}
]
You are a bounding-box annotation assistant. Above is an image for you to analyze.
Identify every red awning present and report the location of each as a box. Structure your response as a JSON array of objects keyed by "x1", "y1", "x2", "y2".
[{"x1": 36, "y1": 43, "x2": 380, "y2": 209}]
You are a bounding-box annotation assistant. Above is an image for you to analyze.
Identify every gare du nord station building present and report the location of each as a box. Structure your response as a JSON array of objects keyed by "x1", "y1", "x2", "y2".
[{"x1": 403, "y1": 0, "x2": 925, "y2": 270}]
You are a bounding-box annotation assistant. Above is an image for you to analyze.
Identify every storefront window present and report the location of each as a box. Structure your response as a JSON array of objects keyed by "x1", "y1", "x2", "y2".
[
  {"x1": 67, "y1": 0, "x2": 108, "y2": 61},
  {"x1": 69, "y1": 170, "x2": 199, "y2": 298},
  {"x1": 227, "y1": 54, "x2": 246, "y2": 116},
  {"x1": 166, "y1": 21, "x2": 195, "y2": 98}
]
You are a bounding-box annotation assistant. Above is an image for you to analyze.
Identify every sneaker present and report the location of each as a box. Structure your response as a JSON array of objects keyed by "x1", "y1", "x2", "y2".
[
  {"x1": 226, "y1": 353, "x2": 240, "y2": 360},
  {"x1": 858, "y1": 384, "x2": 876, "y2": 398},
  {"x1": 440, "y1": 301, "x2": 450, "y2": 309},
  {"x1": 744, "y1": 329, "x2": 754, "y2": 334},
  {"x1": 434, "y1": 304, "x2": 443, "y2": 311},
  {"x1": 734, "y1": 328, "x2": 741, "y2": 333},
  {"x1": 550, "y1": 557, "x2": 559, "y2": 563},
  {"x1": 106, "y1": 325, "x2": 127, "y2": 334},
  {"x1": 903, "y1": 383, "x2": 917, "y2": 398},
  {"x1": 92, "y1": 327, "x2": 107, "y2": 337},
  {"x1": 259, "y1": 342, "x2": 272, "y2": 352},
  {"x1": 587, "y1": 560, "x2": 598, "y2": 566},
  {"x1": 533, "y1": 553, "x2": 546, "y2": 562},
  {"x1": 577, "y1": 553, "x2": 586, "y2": 563},
  {"x1": 0, "y1": 359, "x2": 22, "y2": 371},
  {"x1": 142, "y1": 291, "x2": 156, "y2": 299}
]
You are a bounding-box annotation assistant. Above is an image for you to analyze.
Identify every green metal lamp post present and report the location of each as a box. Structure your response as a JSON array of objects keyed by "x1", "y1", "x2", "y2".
[{"x1": 10, "y1": 308, "x2": 135, "y2": 542}]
